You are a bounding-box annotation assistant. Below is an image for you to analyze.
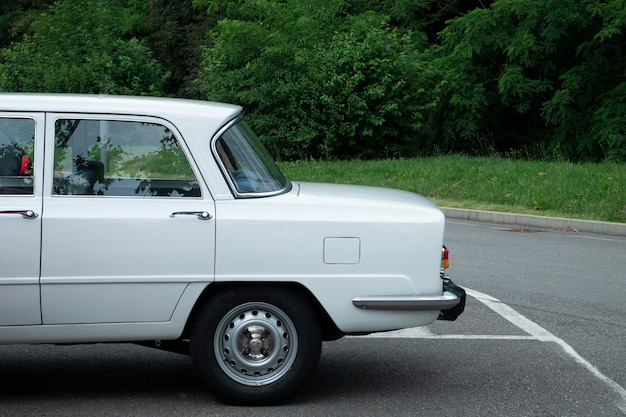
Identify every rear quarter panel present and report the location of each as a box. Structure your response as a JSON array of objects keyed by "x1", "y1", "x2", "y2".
[{"x1": 214, "y1": 182, "x2": 445, "y2": 333}]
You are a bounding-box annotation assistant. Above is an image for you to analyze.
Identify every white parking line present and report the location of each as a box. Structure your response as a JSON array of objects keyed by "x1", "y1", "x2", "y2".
[
  {"x1": 357, "y1": 326, "x2": 538, "y2": 340},
  {"x1": 468, "y1": 288, "x2": 626, "y2": 415},
  {"x1": 358, "y1": 288, "x2": 626, "y2": 414}
]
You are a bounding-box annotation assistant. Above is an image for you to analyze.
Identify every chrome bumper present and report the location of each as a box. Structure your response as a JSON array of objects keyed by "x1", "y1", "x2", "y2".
[
  {"x1": 352, "y1": 279, "x2": 466, "y2": 321},
  {"x1": 352, "y1": 291, "x2": 460, "y2": 311}
]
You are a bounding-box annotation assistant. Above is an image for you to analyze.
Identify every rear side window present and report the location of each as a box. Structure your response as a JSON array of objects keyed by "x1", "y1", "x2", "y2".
[
  {"x1": 53, "y1": 119, "x2": 200, "y2": 197},
  {"x1": 0, "y1": 118, "x2": 35, "y2": 195},
  {"x1": 214, "y1": 120, "x2": 290, "y2": 196}
]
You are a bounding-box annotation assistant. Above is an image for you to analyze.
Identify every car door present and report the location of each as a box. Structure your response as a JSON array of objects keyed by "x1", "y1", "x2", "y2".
[
  {"x1": 0, "y1": 113, "x2": 44, "y2": 325},
  {"x1": 40, "y1": 114, "x2": 215, "y2": 324}
]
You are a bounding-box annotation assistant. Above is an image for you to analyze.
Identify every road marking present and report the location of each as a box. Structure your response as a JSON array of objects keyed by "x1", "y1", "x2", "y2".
[
  {"x1": 358, "y1": 326, "x2": 540, "y2": 340},
  {"x1": 358, "y1": 288, "x2": 626, "y2": 414},
  {"x1": 566, "y1": 234, "x2": 626, "y2": 243},
  {"x1": 467, "y1": 288, "x2": 626, "y2": 415}
]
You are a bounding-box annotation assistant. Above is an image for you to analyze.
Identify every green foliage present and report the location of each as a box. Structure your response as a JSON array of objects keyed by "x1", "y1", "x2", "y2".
[
  {"x1": 1, "y1": 0, "x2": 625, "y2": 162},
  {"x1": 589, "y1": 82, "x2": 626, "y2": 162},
  {"x1": 146, "y1": 0, "x2": 210, "y2": 97},
  {"x1": 0, "y1": 0, "x2": 167, "y2": 95},
  {"x1": 542, "y1": 0, "x2": 626, "y2": 161},
  {"x1": 0, "y1": 1, "x2": 57, "y2": 48},
  {"x1": 345, "y1": 0, "x2": 496, "y2": 41},
  {"x1": 196, "y1": 0, "x2": 433, "y2": 160},
  {"x1": 431, "y1": 0, "x2": 626, "y2": 161}
]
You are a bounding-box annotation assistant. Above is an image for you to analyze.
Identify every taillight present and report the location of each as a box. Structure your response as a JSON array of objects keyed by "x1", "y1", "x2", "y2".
[{"x1": 442, "y1": 245, "x2": 449, "y2": 269}]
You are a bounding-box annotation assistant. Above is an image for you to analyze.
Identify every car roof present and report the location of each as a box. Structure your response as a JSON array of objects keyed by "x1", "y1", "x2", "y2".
[{"x1": 0, "y1": 93, "x2": 242, "y2": 122}]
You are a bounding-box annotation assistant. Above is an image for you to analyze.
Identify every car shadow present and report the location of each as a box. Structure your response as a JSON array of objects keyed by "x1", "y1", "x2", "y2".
[{"x1": 0, "y1": 339, "x2": 456, "y2": 406}]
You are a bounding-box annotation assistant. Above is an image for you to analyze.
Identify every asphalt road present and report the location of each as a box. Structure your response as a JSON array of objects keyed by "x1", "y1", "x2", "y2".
[{"x1": 1, "y1": 219, "x2": 625, "y2": 416}]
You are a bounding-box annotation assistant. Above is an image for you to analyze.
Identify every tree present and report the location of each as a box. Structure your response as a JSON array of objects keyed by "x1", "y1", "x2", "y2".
[
  {"x1": 0, "y1": 0, "x2": 57, "y2": 49},
  {"x1": 3, "y1": 0, "x2": 624, "y2": 161},
  {"x1": 146, "y1": 0, "x2": 210, "y2": 97},
  {"x1": 344, "y1": 0, "x2": 497, "y2": 41},
  {"x1": 543, "y1": 0, "x2": 626, "y2": 161},
  {"x1": 0, "y1": 0, "x2": 168, "y2": 95},
  {"x1": 430, "y1": 0, "x2": 626, "y2": 161},
  {"x1": 195, "y1": 0, "x2": 432, "y2": 160}
]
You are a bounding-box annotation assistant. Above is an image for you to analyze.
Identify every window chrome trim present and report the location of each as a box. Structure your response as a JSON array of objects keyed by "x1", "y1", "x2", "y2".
[
  {"x1": 49, "y1": 114, "x2": 204, "y2": 199},
  {"x1": 211, "y1": 116, "x2": 292, "y2": 198}
]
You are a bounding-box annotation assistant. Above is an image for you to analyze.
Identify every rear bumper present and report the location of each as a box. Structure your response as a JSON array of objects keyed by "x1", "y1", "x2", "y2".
[
  {"x1": 352, "y1": 292, "x2": 460, "y2": 311},
  {"x1": 351, "y1": 280, "x2": 466, "y2": 321},
  {"x1": 438, "y1": 280, "x2": 466, "y2": 321}
]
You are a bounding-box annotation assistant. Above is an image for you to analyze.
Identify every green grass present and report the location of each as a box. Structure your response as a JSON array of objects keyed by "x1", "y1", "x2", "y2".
[{"x1": 279, "y1": 155, "x2": 626, "y2": 223}]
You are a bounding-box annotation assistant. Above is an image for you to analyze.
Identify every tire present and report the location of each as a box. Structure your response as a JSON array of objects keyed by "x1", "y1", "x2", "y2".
[{"x1": 190, "y1": 286, "x2": 322, "y2": 405}]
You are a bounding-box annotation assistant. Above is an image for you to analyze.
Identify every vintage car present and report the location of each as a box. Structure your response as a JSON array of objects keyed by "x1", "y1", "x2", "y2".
[{"x1": 0, "y1": 94, "x2": 465, "y2": 405}]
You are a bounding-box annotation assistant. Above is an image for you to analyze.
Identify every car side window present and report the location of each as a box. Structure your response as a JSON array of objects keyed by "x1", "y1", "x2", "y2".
[
  {"x1": 53, "y1": 119, "x2": 201, "y2": 197},
  {"x1": 0, "y1": 118, "x2": 35, "y2": 195}
]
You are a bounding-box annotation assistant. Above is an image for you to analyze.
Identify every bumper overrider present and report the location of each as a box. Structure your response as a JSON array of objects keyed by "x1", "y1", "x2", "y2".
[
  {"x1": 438, "y1": 278, "x2": 466, "y2": 321},
  {"x1": 351, "y1": 278, "x2": 466, "y2": 321}
]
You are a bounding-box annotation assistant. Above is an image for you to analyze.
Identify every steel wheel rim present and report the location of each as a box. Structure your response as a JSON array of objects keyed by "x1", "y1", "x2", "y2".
[{"x1": 214, "y1": 302, "x2": 298, "y2": 386}]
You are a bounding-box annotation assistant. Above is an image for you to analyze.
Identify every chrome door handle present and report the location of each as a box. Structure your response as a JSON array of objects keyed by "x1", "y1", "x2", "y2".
[
  {"x1": 0, "y1": 210, "x2": 39, "y2": 219},
  {"x1": 169, "y1": 211, "x2": 212, "y2": 220}
]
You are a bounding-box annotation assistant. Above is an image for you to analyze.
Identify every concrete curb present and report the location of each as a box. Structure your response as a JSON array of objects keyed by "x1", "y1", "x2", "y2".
[{"x1": 441, "y1": 207, "x2": 626, "y2": 237}]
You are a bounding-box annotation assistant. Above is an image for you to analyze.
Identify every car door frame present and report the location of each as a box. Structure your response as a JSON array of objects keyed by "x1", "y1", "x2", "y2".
[
  {"x1": 0, "y1": 112, "x2": 45, "y2": 326},
  {"x1": 39, "y1": 112, "x2": 217, "y2": 326}
]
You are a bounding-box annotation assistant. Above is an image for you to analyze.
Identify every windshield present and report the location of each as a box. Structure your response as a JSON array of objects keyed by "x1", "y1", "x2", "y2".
[{"x1": 213, "y1": 119, "x2": 290, "y2": 196}]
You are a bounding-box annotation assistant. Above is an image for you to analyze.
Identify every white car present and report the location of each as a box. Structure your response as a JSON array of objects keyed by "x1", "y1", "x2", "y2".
[{"x1": 0, "y1": 94, "x2": 465, "y2": 405}]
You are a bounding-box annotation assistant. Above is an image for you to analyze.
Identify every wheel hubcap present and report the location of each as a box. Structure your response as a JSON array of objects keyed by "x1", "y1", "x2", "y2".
[{"x1": 215, "y1": 302, "x2": 298, "y2": 386}]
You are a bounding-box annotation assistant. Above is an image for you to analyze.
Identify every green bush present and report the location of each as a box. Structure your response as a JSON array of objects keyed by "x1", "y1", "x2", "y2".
[
  {"x1": 195, "y1": 0, "x2": 433, "y2": 160},
  {"x1": 430, "y1": 0, "x2": 626, "y2": 162},
  {"x1": 0, "y1": 0, "x2": 167, "y2": 95},
  {"x1": 1, "y1": 0, "x2": 625, "y2": 162}
]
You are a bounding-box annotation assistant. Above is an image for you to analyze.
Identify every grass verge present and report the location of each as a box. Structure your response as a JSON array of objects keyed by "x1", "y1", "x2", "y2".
[{"x1": 279, "y1": 155, "x2": 626, "y2": 223}]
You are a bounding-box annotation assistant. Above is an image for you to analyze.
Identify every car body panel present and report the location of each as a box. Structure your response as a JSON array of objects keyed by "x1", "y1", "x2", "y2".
[
  {"x1": 0, "y1": 93, "x2": 461, "y2": 345},
  {"x1": 214, "y1": 182, "x2": 446, "y2": 332},
  {"x1": 0, "y1": 282, "x2": 209, "y2": 344},
  {"x1": 0, "y1": 112, "x2": 45, "y2": 326},
  {"x1": 39, "y1": 113, "x2": 216, "y2": 325}
]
